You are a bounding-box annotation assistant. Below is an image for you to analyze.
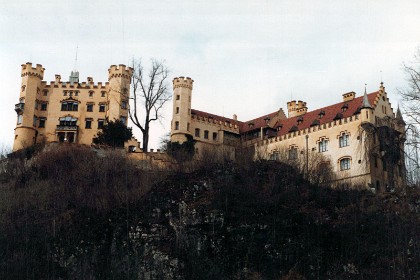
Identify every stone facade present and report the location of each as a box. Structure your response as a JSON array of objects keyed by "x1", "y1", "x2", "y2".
[
  {"x1": 170, "y1": 78, "x2": 406, "y2": 190},
  {"x1": 13, "y1": 63, "x2": 133, "y2": 151}
]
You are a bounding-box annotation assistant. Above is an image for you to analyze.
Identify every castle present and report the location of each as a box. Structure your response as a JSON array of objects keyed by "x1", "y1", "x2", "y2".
[
  {"x1": 13, "y1": 63, "x2": 133, "y2": 151},
  {"x1": 170, "y1": 77, "x2": 406, "y2": 190}
]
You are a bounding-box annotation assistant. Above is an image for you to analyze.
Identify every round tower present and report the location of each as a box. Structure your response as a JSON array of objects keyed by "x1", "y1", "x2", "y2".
[
  {"x1": 13, "y1": 63, "x2": 45, "y2": 151},
  {"x1": 171, "y1": 76, "x2": 193, "y2": 143},
  {"x1": 107, "y1": 64, "x2": 133, "y2": 123}
]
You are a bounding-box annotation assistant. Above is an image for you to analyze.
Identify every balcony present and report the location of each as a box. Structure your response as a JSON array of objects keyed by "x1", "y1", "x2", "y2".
[
  {"x1": 15, "y1": 103, "x2": 24, "y2": 113},
  {"x1": 56, "y1": 125, "x2": 78, "y2": 131}
]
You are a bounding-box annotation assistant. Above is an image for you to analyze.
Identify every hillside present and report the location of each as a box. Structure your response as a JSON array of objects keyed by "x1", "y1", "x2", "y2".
[{"x1": 0, "y1": 146, "x2": 419, "y2": 279}]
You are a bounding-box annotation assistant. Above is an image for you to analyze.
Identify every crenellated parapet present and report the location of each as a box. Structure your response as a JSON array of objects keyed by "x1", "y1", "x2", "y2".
[
  {"x1": 42, "y1": 81, "x2": 108, "y2": 89},
  {"x1": 108, "y1": 64, "x2": 133, "y2": 80},
  {"x1": 173, "y1": 76, "x2": 194, "y2": 90},
  {"x1": 21, "y1": 62, "x2": 44, "y2": 79}
]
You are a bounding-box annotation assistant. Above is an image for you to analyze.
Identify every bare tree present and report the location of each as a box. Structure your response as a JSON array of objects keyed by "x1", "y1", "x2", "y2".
[
  {"x1": 129, "y1": 59, "x2": 171, "y2": 152},
  {"x1": 399, "y1": 48, "x2": 420, "y2": 185},
  {"x1": 399, "y1": 47, "x2": 420, "y2": 126}
]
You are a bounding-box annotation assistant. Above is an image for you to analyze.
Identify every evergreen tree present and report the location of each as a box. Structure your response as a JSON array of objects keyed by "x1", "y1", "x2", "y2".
[{"x1": 94, "y1": 119, "x2": 133, "y2": 148}]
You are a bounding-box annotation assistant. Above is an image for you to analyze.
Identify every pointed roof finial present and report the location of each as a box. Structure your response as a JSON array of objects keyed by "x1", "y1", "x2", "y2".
[{"x1": 361, "y1": 84, "x2": 372, "y2": 109}]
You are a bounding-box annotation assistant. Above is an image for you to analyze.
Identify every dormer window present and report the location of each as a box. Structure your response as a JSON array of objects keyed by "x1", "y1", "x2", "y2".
[
  {"x1": 341, "y1": 103, "x2": 349, "y2": 112},
  {"x1": 333, "y1": 113, "x2": 343, "y2": 120},
  {"x1": 318, "y1": 110, "x2": 325, "y2": 119},
  {"x1": 310, "y1": 119, "x2": 320, "y2": 127},
  {"x1": 248, "y1": 122, "x2": 254, "y2": 129},
  {"x1": 297, "y1": 117, "x2": 303, "y2": 125},
  {"x1": 276, "y1": 125, "x2": 282, "y2": 131},
  {"x1": 289, "y1": 125, "x2": 298, "y2": 133},
  {"x1": 264, "y1": 117, "x2": 271, "y2": 125}
]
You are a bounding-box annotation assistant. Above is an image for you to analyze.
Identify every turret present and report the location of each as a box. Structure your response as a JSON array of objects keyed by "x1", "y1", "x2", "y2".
[
  {"x1": 107, "y1": 64, "x2": 133, "y2": 122},
  {"x1": 13, "y1": 63, "x2": 45, "y2": 151},
  {"x1": 360, "y1": 85, "x2": 373, "y2": 124},
  {"x1": 287, "y1": 100, "x2": 307, "y2": 118},
  {"x1": 171, "y1": 76, "x2": 194, "y2": 143}
]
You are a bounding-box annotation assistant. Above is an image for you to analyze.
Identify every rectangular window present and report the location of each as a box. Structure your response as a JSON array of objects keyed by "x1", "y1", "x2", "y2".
[
  {"x1": 340, "y1": 158, "x2": 350, "y2": 170},
  {"x1": 17, "y1": 114, "x2": 23, "y2": 124},
  {"x1": 34, "y1": 101, "x2": 38, "y2": 109},
  {"x1": 33, "y1": 116, "x2": 37, "y2": 127},
  {"x1": 213, "y1": 132, "x2": 217, "y2": 141},
  {"x1": 121, "y1": 101, "x2": 127, "y2": 109},
  {"x1": 175, "y1": 121, "x2": 179, "y2": 130},
  {"x1": 59, "y1": 116, "x2": 77, "y2": 126},
  {"x1": 63, "y1": 91, "x2": 67, "y2": 96},
  {"x1": 204, "y1": 130, "x2": 209, "y2": 139},
  {"x1": 39, "y1": 118, "x2": 46, "y2": 128},
  {"x1": 289, "y1": 148, "x2": 297, "y2": 160},
  {"x1": 41, "y1": 103, "x2": 47, "y2": 111},
  {"x1": 101, "y1": 91, "x2": 106, "y2": 97},
  {"x1": 89, "y1": 91, "x2": 94, "y2": 97},
  {"x1": 270, "y1": 152, "x2": 279, "y2": 161},
  {"x1": 176, "y1": 107, "x2": 179, "y2": 114},
  {"x1": 319, "y1": 140, "x2": 328, "y2": 152},
  {"x1": 99, "y1": 104, "x2": 106, "y2": 112},
  {"x1": 339, "y1": 134, "x2": 349, "y2": 148},
  {"x1": 195, "y1": 128, "x2": 200, "y2": 137},
  {"x1": 120, "y1": 116, "x2": 127, "y2": 125},
  {"x1": 98, "y1": 119, "x2": 104, "y2": 129},
  {"x1": 87, "y1": 104, "x2": 93, "y2": 112},
  {"x1": 61, "y1": 102, "x2": 78, "y2": 111},
  {"x1": 176, "y1": 95, "x2": 180, "y2": 100},
  {"x1": 85, "y1": 119, "x2": 92, "y2": 129}
]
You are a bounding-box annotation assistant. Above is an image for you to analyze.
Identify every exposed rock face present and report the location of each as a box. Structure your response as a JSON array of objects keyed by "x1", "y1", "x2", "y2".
[{"x1": 1, "y1": 159, "x2": 419, "y2": 279}]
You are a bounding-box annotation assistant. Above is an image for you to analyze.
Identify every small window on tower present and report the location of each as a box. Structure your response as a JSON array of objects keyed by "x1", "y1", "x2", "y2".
[
  {"x1": 98, "y1": 119, "x2": 104, "y2": 129},
  {"x1": 176, "y1": 107, "x2": 179, "y2": 114},
  {"x1": 176, "y1": 95, "x2": 180, "y2": 100},
  {"x1": 85, "y1": 118, "x2": 92, "y2": 129},
  {"x1": 39, "y1": 118, "x2": 46, "y2": 128}
]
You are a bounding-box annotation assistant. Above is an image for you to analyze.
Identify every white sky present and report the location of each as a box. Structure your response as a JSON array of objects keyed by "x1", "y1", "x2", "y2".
[{"x1": 1, "y1": 0, "x2": 419, "y2": 150}]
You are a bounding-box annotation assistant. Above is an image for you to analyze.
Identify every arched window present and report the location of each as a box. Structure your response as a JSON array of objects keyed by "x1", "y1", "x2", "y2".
[{"x1": 339, "y1": 157, "x2": 351, "y2": 171}]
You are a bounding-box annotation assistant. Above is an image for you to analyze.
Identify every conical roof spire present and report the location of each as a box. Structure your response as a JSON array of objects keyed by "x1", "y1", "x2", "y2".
[
  {"x1": 361, "y1": 84, "x2": 372, "y2": 109},
  {"x1": 396, "y1": 104, "x2": 403, "y2": 119}
]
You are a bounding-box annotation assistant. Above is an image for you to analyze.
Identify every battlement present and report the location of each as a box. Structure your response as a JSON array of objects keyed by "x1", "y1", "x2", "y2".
[
  {"x1": 343, "y1": 91, "x2": 356, "y2": 102},
  {"x1": 108, "y1": 64, "x2": 133, "y2": 80},
  {"x1": 21, "y1": 62, "x2": 44, "y2": 79},
  {"x1": 43, "y1": 80, "x2": 108, "y2": 89},
  {"x1": 287, "y1": 100, "x2": 308, "y2": 118},
  {"x1": 173, "y1": 76, "x2": 194, "y2": 90}
]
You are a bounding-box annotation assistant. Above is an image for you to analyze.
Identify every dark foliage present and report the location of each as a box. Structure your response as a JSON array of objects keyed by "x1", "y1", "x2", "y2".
[
  {"x1": 165, "y1": 134, "x2": 195, "y2": 162},
  {"x1": 0, "y1": 152, "x2": 419, "y2": 279},
  {"x1": 94, "y1": 119, "x2": 133, "y2": 148}
]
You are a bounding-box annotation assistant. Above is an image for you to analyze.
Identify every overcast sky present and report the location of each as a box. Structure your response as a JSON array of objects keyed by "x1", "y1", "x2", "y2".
[{"x1": 1, "y1": 0, "x2": 419, "y2": 150}]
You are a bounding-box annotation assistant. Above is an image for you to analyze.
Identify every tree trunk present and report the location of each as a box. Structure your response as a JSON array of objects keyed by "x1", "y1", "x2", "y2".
[{"x1": 142, "y1": 122, "x2": 149, "y2": 152}]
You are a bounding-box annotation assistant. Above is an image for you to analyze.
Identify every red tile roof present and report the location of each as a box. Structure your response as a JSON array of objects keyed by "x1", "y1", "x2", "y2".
[
  {"x1": 190, "y1": 109, "x2": 242, "y2": 126},
  {"x1": 190, "y1": 91, "x2": 380, "y2": 137}
]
